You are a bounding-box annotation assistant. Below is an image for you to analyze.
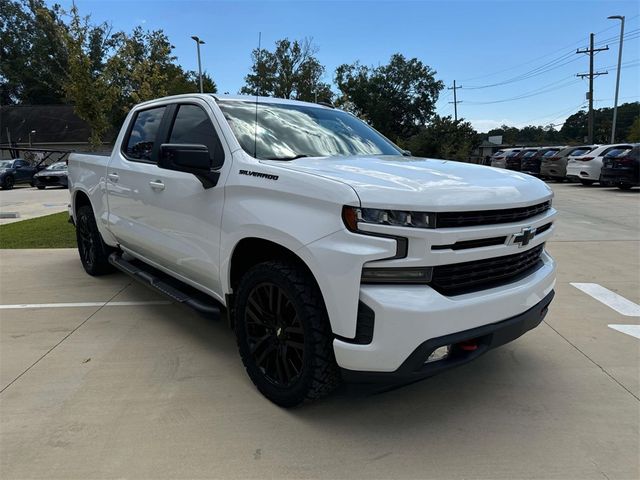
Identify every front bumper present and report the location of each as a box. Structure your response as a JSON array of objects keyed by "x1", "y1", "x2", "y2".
[
  {"x1": 341, "y1": 289, "x2": 554, "y2": 385},
  {"x1": 334, "y1": 250, "x2": 556, "y2": 375}
]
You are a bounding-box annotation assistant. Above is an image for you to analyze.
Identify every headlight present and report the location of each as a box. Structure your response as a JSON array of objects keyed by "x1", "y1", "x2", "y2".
[{"x1": 342, "y1": 206, "x2": 435, "y2": 231}]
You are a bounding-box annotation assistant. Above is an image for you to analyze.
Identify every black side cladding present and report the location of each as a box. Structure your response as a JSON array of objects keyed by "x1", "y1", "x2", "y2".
[{"x1": 335, "y1": 301, "x2": 375, "y2": 345}]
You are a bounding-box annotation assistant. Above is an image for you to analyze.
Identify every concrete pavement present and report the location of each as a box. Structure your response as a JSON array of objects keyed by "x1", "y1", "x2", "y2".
[
  {"x1": 0, "y1": 183, "x2": 638, "y2": 479},
  {"x1": 0, "y1": 185, "x2": 70, "y2": 224}
]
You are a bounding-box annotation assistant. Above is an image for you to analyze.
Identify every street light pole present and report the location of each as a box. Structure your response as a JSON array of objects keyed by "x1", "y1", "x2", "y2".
[
  {"x1": 191, "y1": 35, "x2": 205, "y2": 93},
  {"x1": 29, "y1": 130, "x2": 36, "y2": 147},
  {"x1": 608, "y1": 15, "x2": 625, "y2": 143}
]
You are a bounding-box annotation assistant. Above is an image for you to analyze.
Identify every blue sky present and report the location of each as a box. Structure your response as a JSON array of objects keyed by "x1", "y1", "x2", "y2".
[{"x1": 52, "y1": 0, "x2": 639, "y2": 132}]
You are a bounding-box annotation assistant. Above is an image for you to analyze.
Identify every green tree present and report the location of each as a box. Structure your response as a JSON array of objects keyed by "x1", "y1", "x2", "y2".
[
  {"x1": 0, "y1": 0, "x2": 69, "y2": 104},
  {"x1": 627, "y1": 116, "x2": 640, "y2": 142},
  {"x1": 63, "y1": 4, "x2": 117, "y2": 148},
  {"x1": 165, "y1": 65, "x2": 217, "y2": 96},
  {"x1": 335, "y1": 54, "x2": 444, "y2": 141},
  {"x1": 403, "y1": 115, "x2": 478, "y2": 161},
  {"x1": 240, "y1": 38, "x2": 332, "y2": 102}
]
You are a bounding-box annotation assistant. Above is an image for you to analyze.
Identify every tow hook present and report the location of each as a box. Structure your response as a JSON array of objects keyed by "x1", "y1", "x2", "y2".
[{"x1": 457, "y1": 339, "x2": 479, "y2": 352}]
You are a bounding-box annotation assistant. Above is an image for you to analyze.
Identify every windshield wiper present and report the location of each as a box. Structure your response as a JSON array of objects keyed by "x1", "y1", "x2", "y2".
[{"x1": 262, "y1": 154, "x2": 309, "y2": 161}]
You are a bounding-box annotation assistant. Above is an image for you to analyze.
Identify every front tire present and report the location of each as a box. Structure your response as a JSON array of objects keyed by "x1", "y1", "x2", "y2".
[
  {"x1": 618, "y1": 184, "x2": 634, "y2": 190},
  {"x1": 75, "y1": 205, "x2": 115, "y2": 276},
  {"x1": 235, "y1": 261, "x2": 340, "y2": 407},
  {"x1": 36, "y1": 185, "x2": 45, "y2": 190},
  {"x1": 1, "y1": 175, "x2": 15, "y2": 190}
]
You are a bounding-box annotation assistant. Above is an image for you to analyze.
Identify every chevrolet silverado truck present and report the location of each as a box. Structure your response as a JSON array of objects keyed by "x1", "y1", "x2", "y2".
[{"x1": 68, "y1": 94, "x2": 557, "y2": 407}]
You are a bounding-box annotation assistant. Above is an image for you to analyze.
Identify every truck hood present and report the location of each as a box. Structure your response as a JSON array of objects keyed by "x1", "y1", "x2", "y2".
[{"x1": 263, "y1": 155, "x2": 553, "y2": 210}]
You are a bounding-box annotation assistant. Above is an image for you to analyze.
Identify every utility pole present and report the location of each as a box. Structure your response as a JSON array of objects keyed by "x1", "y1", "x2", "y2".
[
  {"x1": 608, "y1": 15, "x2": 625, "y2": 143},
  {"x1": 576, "y1": 33, "x2": 608, "y2": 144},
  {"x1": 448, "y1": 80, "x2": 462, "y2": 121}
]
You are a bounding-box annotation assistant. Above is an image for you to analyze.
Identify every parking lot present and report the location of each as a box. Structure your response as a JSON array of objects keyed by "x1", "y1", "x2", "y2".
[
  {"x1": 0, "y1": 182, "x2": 638, "y2": 479},
  {"x1": 0, "y1": 185, "x2": 69, "y2": 224}
]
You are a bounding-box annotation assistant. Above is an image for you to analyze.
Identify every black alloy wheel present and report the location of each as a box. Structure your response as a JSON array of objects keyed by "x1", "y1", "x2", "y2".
[
  {"x1": 235, "y1": 261, "x2": 340, "y2": 407},
  {"x1": 75, "y1": 205, "x2": 115, "y2": 276},
  {"x1": 245, "y1": 282, "x2": 304, "y2": 387}
]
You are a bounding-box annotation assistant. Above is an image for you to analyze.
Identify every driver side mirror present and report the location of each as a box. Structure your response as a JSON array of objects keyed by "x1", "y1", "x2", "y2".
[{"x1": 158, "y1": 144, "x2": 220, "y2": 189}]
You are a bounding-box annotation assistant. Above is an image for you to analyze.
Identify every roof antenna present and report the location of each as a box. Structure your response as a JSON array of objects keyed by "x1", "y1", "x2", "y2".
[{"x1": 253, "y1": 32, "x2": 261, "y2": 159}]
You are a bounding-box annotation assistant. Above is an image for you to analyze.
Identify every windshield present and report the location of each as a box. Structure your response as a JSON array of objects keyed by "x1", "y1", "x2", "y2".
[
  {"x1": 218, "y1": 100, "x2": 401, "y2": 159},
  {"x1": 523, "y1": 151, "x2": 537, "y2": 158},
  {"x1": 0, "y1": 160, "x2": 14, "y2": 168},
  {"x1": 46, "y1": 162, "x2": 67, "y2": 171},
  {"x1": 543, "y1": 149, "x2": 560, "y2": 157},
  {"x1": 506, "y1": 150, "x2": 521, "y2": 157}
]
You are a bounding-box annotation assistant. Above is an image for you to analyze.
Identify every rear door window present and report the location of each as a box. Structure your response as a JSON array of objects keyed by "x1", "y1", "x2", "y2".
[
  {"x1": 124, "y1": 106, "x2": 167, "y2": 162},
  {"x1": 169, "y1": 104, "x2": 225, "y2": 168}
]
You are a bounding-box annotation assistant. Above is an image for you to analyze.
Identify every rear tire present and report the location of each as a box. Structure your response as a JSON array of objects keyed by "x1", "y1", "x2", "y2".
[
  {"x1": 1, "y1": 175, "x2": 14, "y2": 190},
  {"x1": 618, "y1": 184, "x2": 634, "y2": 190},
  {"x1": 580, "y1": 179, "x2": 594, "y2": 186},
  {"x1": 36, "y1": 185, "x2": 45, "y2": 190},
  {"x1": 75, "y1": 205, "x2": 115, "y2": 276},
  {"x1": 235, "y1": 261, "x2": 340, "y2": 407}
]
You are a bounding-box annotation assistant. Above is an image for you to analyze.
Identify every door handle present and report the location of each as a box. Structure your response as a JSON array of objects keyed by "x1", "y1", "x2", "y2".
[
  {"x1": 149, "y1": 180, "x2": 165, "y2": 191},
  {"x1": 107, "y1": 172, "x2": 119, "y2": 182}
]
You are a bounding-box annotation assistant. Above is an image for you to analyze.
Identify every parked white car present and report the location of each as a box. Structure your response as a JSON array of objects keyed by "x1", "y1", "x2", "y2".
[
  {"x1": 68, "y1": 94, "x2": 556, "y2": 406},
  {"x1": 491, "y1": 148, "x2": 522, "y2": 169},
  {"x1": 567, "y1": 143, "x2": 634, "y2": 185}
]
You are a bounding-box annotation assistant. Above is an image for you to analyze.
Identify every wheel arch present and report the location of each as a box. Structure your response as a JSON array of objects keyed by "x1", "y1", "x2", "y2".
[
  {"x1": 229, "y1": 237, "x2": 319, "y2": 292},
  {"x1": 227, "y1": 237, "x2": 329, "y2": 329},
  {"x1": 73, "y1": 189, "x2": 92, "y2": 217}
]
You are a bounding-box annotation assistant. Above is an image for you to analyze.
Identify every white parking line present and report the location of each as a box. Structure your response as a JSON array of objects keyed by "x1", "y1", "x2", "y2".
[
  {"x1": 0, "y1": 300, "x2": 172, "y2": 310},
  {"x1": 608, "y1": 324, "x2": 640, "y2": 340},
  {"x1": 570, "y1": 283, "x2": 640, "y2": 317}
]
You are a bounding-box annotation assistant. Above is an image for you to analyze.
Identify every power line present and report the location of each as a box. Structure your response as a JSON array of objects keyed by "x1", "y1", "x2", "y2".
[
  {"x1": 459, "y1": 14, "x2": 639, "y2": 84},
  {"x1": 461, "y1": 27, "x2": 639, "y2": 91},
  {"x1": 464, "y1": 76, "x2": 581, "y2": 105}
]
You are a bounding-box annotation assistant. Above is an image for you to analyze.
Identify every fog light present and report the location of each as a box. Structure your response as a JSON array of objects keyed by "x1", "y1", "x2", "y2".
[
  {"x1": 425, "y1": 345, "x2": 450, "y2": 364},
  {"x1": 361, "y1": 267, "x2": 433, "y2": 284}
]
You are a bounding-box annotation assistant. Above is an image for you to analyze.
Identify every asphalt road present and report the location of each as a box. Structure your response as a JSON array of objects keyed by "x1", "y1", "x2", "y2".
[{"x1": 1, "y1": 182, "x2": 638, "y2": 479}]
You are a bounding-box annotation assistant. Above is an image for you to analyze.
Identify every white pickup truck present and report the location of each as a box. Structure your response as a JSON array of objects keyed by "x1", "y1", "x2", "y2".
[{"x1": 69, "y1": 94, "x2": 556, "y2": 406}]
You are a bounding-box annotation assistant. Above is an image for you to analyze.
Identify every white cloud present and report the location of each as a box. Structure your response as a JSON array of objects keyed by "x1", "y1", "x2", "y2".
[{"x1": 468, "y1": 119, "x2": 516, "y2": 132}]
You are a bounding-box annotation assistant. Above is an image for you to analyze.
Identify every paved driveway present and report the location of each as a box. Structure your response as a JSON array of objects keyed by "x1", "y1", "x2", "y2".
[
  {"x1": 0, "y1": 185, "x2": 70, "y2": 224},
  {"x1": 0, "y1": 183, "x2": 638, "y2": 479}
]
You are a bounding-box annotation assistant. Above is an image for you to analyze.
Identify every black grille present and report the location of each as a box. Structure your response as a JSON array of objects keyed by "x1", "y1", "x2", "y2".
[
  {"x1": 430, "y1": 244, "x2": 545, "y2": 296},
  {"x1": 434, "y1": 201, "x2": 551, "y2": 228}
]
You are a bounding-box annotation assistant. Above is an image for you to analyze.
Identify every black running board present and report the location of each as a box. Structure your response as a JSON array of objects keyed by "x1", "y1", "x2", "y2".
[{"x1": 108, "y1": 252, "x2": 221, "y2": 317}]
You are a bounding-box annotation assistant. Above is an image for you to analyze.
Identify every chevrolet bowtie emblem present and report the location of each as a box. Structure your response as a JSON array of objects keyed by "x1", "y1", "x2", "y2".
[{"x1": 512, "y1": 227, "x2": 536, "y2": 247}]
